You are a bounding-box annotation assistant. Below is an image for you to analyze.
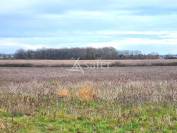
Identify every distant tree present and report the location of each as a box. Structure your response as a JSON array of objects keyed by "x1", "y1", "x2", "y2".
[
  {"x1": 14, "y1": 49, "x2": 27, "y2": 59},
  {"x1": 13, "y1": 47, "x2": 160, "y2": 60}
]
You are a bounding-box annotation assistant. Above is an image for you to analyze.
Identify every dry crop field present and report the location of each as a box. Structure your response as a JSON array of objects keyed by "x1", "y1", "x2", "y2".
[
  {"x1": 0, "y1": 64, "x2": 177, "y2": 132},
  {"x1": 1, "y1": 59, "x2": 177, "y2": 67}
]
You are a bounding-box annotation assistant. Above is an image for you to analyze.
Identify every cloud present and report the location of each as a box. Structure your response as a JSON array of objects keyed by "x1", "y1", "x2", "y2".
[
  {"x1": 1, "y1": 0, "x2": 177, "y2": 16},
  {"x1": 1, "y1": 30, "x2": 177, "y2": 54},
  {"x1": 0, "y1": 39, "x2": 46, "y2": 50},
  {"x1": 1, "y1": 11, "x2": 177, "y2": 38},
  {"x1": 0, "y1": 0, "x2": 37, "y2": 14},
  {"x1": 82, "y1": 37, "x2": 177, "y2": 54},
  {"x1": 0, "y1": 0, "x2": 177, "y2": 54}
]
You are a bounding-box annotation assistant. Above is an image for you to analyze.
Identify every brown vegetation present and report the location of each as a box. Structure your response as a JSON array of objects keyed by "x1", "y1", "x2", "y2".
[
  {"x1": 0, "y1": 121, "x2": 5, "y2": 129},
  {"x1": 57, "y1": 88, "x2": 70, "y2": 98},
  {"x1": 0, "y1": 66, "x2": 177, "y2": 106},
  {"x1": 0, "y1": 65, "x2": 176, "y2": 132},
  {"x1": 0, "y1": 59, "x2": 177, "y2": 67},
  {"x1": 78, "y1": 83, "x2": 96, "y2": 101}
]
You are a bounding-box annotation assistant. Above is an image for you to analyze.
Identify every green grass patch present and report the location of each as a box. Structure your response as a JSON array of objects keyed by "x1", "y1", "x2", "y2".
[{"x1": 0, "y1": 100, "x2": 177, "y2": 133}]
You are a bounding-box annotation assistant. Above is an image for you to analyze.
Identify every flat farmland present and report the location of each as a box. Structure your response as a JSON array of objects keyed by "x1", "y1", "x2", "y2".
[
  {"x1": 0, "y1": 66, "x2": 177, "y2": 83},
  {"x1": 0, "y1": 59, "x2": 177, "y2": 67},
  {"x1": 0, "y1": 65, "x2": 177, "y2": 132}
]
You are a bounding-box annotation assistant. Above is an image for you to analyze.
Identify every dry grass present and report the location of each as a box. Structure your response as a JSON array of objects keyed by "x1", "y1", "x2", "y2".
[
  {"x1": 0, "y1": 120, "x2": 5, "y2": 129},
  {"x1": 0, "y1": 60, "x2": 113, "y2": 67},
  {"x1": 1, "y1": 66, "x2": 177, "y2": 84},
  {"x1": 0, "y1": 66, "x2": 177, "y2": 132},
  {"x1": 57, "y1": 88, "x2": 70, "y2": 98},
  {"x1": 77, "y1": 83, "x2": 96, "y2": 101},
  {"x1": 0, "y1": 59, "x2": 177, "y2": 67}
]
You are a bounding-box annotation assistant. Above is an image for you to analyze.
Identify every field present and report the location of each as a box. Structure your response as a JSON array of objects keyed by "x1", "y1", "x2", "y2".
[
  {"x1": 0, "y1": 61, "x2": 177, "y2": 132},
  {"x1": 1, "y1": 59, "x2": 177, "y2": 67}
]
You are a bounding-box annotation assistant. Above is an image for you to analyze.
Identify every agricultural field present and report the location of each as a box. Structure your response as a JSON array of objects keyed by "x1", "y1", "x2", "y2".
[
  {"x1": 1, "y1": 59, "x2": 177, "y2": 67},
  {"x1": 0, "y1": 63, "x2": 177, "y2": 132}
]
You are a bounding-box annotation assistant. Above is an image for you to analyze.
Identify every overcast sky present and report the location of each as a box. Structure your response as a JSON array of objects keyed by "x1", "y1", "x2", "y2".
[{"x1": 0, "y1": 0, "x2": 177, "y2": 54}]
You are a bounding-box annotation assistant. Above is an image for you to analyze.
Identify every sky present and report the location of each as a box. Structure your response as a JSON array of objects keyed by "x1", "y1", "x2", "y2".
[{"x1": 0, "y1": 0, "x2": 177, "y2": 54}]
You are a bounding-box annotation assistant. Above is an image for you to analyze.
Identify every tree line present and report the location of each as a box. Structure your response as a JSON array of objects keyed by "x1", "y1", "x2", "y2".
[
  {"x1": 0, "y1": 54, "x2": 13, "y2": 59},
  {"x1": 13, "y1": 47, "x2": 160, "y2": 60}
]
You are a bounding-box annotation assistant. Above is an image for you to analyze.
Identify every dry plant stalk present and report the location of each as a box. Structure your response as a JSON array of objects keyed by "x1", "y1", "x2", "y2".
[
  {"x1": 57, "y1": 88, "x2": 70, "y2": 98},
  {"x1": 0, "y1": 120, "x2": 5, "y2": 129},
  {"x1": 78, "y1": 83, "x2": 96, "y2": 101}
]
